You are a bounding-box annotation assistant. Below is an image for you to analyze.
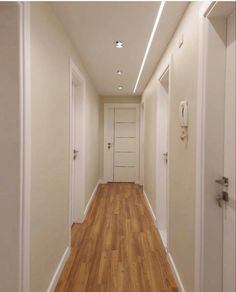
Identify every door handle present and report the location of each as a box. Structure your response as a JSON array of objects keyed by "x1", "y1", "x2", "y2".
[
  {"x1": 163, "y1": 152, "x2": 168, "y2": 163},
  {"x1": 216, "y1": 191, "x2": 229, "y2": 208},
  {"x1": 73, "y1": 149, "x2": 78, "y2": 160},
  {"x1": 215, "y1": 176, "x2": 229, "y2": 187},
  {"x1": 107, "y1": 142, "x2": 113, "y2": 150}
]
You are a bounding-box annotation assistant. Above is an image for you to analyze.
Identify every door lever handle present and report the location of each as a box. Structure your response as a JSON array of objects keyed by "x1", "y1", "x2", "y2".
[
  {"x1": 215, "y1": 176, "x2": 229, "y2": 187},
  {"x1": 163, "y1": 152, "x2": 168, "y2": 163},
  {"x1": 73, "y1": 149, "x2": 78, "y2": 160},
  {"x1": 222, "y1": 191, "x2": 229, "y2": 202},
  {"x1": 216, "y1": 191, "x2": 229, "y2": 208}
]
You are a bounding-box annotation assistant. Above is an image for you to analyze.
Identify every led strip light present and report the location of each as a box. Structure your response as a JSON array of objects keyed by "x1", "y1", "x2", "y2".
[{"x1": 133, "y1": 1, "x2": 165, "y2": 94}]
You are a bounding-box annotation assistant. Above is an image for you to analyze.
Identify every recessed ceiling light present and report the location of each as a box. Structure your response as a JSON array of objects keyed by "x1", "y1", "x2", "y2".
[
  {"x1": 118, "y1": 86, "x2": 123, "y2": 90},
  {"x1": 116, "y1": 41, "x2": 123, "y2": 48},
  {"x1": 117, "y1": 70, "x2": 123, "y2": 75}
]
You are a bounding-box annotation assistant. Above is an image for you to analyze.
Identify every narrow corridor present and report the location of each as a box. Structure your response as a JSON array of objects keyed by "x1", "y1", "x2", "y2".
[{"x1": 55, "y1": 183, "x2": 177, "y2": 292}]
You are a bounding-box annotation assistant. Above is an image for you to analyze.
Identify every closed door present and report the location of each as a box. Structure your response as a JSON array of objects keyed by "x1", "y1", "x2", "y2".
[
  {"x1": 156, "y1": 66, "x2": 169, "y2": 248},
  {"x1": 104, "y1": 104, "x2": 139, "y2": 183},
  {"x1": 222, "y1": 9, "x2": 235, "y2": 292},
  {"x1": 203, "y1": 6, "x2": 235, "y2": 292},
  {"x1": 71, "y1": 82, "x2": 80, "y2": 224}
]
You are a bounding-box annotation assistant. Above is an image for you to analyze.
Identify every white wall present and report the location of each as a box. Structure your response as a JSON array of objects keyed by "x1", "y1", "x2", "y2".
[
  {"x1": 30, "y1": 3, "x2": 100, "y2": 291},
  {"x1": 0, "y1": 3, "x2": 21, "y2": 292},
  {"x1": 99, "y1": 96, "x2": 141, "y2": 180},
  {"x1": 141, "y1": 2, "x2": 202, "y2": 291}
]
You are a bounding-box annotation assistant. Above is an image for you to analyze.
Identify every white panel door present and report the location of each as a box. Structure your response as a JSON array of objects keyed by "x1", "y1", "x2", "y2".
[
  {"x1": 104, "y1": 104, "x2": 139, "y2": 183},
  {"x1": 203, "y1": 7, "x2": 235, "y2": 292},
  {"x1": 115, "y1": 108, "x2": 136, "y2": 122},
  {"x1": 71, "y1": 83, "x2": 80, "y2": 224},
  {"x1": 156, "y1": 66, "x2": 169, "y2": 248},
  {"x1": 223, "y1": 10, "x2": 235, "y2": 292},
  {"x1": 104, "y1": 107, "x2": 114, "y2": 181},
  {"x1": 114, "y1": 108, "x2": 137, "y2": 182}
]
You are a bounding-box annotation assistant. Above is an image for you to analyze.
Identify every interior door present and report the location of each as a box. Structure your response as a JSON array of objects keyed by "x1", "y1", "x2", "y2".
[
  {"x1": 203, "y1": 5, "x2": 235, "y2": 292},
  {"x1": 71, "y1": 82, "x2": 79, "y2": 224},
  {"x1": 114, "y1": 108, "x2": 137, "y2": 182},
  {"x1": 104, "y1": 104, "x2": 139, "y2": 183},
  {"x1": 104, "y1": 107, "x2": 115, "y2": 181},
  {"x1": 156, "y1": 67, "x2": 169, "y2": 248},
  {"x1": 223, "y1": 9, "x2": 235, "y2": 292}
]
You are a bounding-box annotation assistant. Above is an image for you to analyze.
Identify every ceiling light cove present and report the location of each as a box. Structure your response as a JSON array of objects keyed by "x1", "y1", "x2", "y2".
[
  {"x1": 117, "y1": 70, "x2": 123, "y2": 75},
  {"x1": 133, "y1": 1, "x2": 165, "y2": 94},
  {"x1": 118, "y1": 86, "x2": 123, "y2": 90},
  {"x1": 115, "y1": 41, "x2": 124, "y2": 48}
]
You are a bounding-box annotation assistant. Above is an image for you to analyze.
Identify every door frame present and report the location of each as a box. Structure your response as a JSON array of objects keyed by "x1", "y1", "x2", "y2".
[
  {"x1": 69, "y1": 59, "x2": 86, "y2": 240},
  {"x1": 140, "y1": 102, "x2": 145, "y2": 186},
  {"x1": 195, "y1": 2, "x2": 235, "y2": 291},
  {"x1": 19, "y1": 2, "x2": 31, "y2": 292},
  {"x1": 103, "y1": 103, "x2": 140, "y2": 184},
  {"x1": 155, "y1": 57, "x2": 172, "y2": 250}
]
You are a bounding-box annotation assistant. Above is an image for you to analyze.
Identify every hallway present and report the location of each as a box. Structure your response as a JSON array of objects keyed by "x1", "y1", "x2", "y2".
[
  {"x1": 55, "y1": 183, "x2": 177, "y2": 292},
  {"x1": 1, "y1": 2, "x2": 235, "y2": 292}
]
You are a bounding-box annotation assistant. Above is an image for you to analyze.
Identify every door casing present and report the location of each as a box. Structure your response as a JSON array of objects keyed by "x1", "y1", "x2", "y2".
[
  {"x1": 195, "y1": 2, "x2": 236, "y2": 291},
  {"x1": 69, "y1": 59, "x2": 86, "y2": 232},
  {"x1": 140, "y1": 102, "x2": 145, "y2": 186},
  {"x1": 156, "y1": 60, "x2": 171, "y2": 250}
]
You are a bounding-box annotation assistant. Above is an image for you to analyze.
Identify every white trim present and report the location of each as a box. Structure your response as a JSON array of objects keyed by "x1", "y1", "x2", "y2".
[
  {"x1": 167, "y1": 253, "x2": 186, "y2": 292},
  {"x1": 46, "y1": 247, "x2": 71, "y2": 292},
  {"x1": 143, "y1": 190, "x2": 156, "y2": 222},
  {"x1": 139, "y1": 102, "x2": 145, "y2": 186},
  {"x1": 195, "y1": 11, "x2": 206, "y2": 292},
  {"x1": 69, "y1": 59, "x2": 86, "y2": 244},
  {"x1": 84, "y1": 181, "x2": 100, "y2": 217},
  {"x1": 155, "y1": 56, "x2": 172, "y2": 252},
  {"x1": 19, "y1": 2, "x2": 31, "y2": 292},
  {"x1": 99, "y1": 178, "x2": 107, "y2": 184},
  {"x1": 195, "y1": 3, "x2": 214, "y2": 292}
]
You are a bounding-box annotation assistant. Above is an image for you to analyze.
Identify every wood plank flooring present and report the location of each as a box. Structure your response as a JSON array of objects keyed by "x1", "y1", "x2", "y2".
[{"x1": 55, "y1": 183, "x2": 178, "y2": 292}]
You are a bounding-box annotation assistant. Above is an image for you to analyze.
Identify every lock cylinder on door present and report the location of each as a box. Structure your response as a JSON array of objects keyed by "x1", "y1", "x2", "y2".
[
  {"x1": 107, "y1": 142, "x2": 113, "y2": 150},
  {"x1": 73, "y1": 149, "x2": 78, "y2": 160},
  {"x1": 215, "y1": 176, "x2": 229, "y2": 208}
]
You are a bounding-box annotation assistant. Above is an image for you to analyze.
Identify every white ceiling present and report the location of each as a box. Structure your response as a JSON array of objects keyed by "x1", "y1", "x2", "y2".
[{"x1": 53, "y1": 2, "x2": 188, "y2": 96}]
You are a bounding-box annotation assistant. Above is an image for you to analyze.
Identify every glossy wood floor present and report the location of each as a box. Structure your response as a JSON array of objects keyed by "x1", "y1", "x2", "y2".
[{"x1": 55, "y1": 183, "x2": 178, "y2": 292}]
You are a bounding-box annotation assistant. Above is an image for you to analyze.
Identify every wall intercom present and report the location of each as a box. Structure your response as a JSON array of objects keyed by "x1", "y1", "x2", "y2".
[
  {"x1": 178, "y1": 100, "x2": 188, "y2": 143},
  {"x1": 179, "y1": 100, "x2": 188, "y2": 127}
]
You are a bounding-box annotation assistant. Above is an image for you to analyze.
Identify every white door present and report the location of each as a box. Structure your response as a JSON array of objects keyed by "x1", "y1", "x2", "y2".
[
  {"x1": 71, "y1": 82, "x2": 80, "y2": 224},
  {"x1": 156, "y1": 67, "x2": 169, "y2": 248},
  {"x1": 223, "y1": 9, "x2": 235, "y2": 292},
  {"x1": 140, "y1": 103, "x2": 145, "y2": 185},
  {"x1": 104, "y1": 107, "x2": 115, "y2": 182},
  {"x1": 203, "y1": 5, "x2": 235, "y2": 292},
  {"x1": 104, "y1": 104, "x2": 139, "y2": 183}
]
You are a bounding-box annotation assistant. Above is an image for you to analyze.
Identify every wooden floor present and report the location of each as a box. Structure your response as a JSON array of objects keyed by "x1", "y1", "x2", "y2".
[{"x1": 55, "y1": 183, "x2": 178, "y2": 292}]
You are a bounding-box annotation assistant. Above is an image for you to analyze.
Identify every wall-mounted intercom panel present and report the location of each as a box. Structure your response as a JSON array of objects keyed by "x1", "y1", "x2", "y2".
[
  {"x1": 179, "y1": 100, "x2": 188, "y2": 128},
  {"x1": 178, "y1": 100, "x2": 188, "y2": 144}
]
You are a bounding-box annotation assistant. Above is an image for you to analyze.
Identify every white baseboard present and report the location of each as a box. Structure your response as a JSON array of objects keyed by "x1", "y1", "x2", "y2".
[
  {"x1": 159, "y1": 229, "x2": 167, "y2": 250},
  {"x1": 47, "y1": 247, "x2": 71, "y2": 292},
  {"x1": 167, "y1": 252, "x2": 186, "y2": 292},
  {"x1": 84, "y1": 180, "x2": 100, "y2": 217},
  {"x1": 98, "y1": 178, "x2": 107, "y2": 184},
  {"x1": 143, "y1": 189, "x2": 156, "y2": 222}
]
